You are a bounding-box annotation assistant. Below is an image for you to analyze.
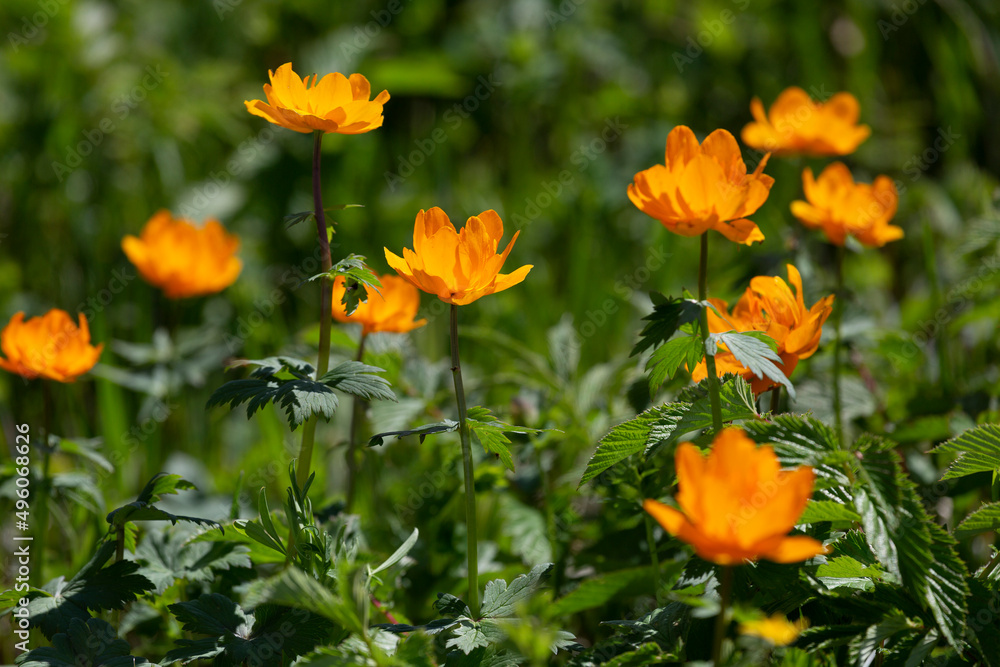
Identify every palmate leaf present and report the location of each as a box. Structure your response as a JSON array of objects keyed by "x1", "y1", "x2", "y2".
[
  {"x1": 466, "y1": 406, "x2": 550, "y2": 472},
  {"x1": 931, "y1": 423, "x2": 1000, "y2": 480},
  {"x1": 446, "y1": 619, "x2": 506, "y2": 654},
  {"x1": 15, "y1": 618, "x2": 152, "y2": 667},
  {"x1": 550, "y1": 566, "x2": 664, "y2": 617},
  {"x1": 630, "y1": 294, "x2": 703, "y2": 357},
  {"x1": 134, "y1": 526, "x2": 251, "y2": 595},
  {"x1": 27, "y1": 541, "x2": 155, "y2": 639},
  {"x1": 708, "y1": 330, "x2": 795, "y2": 397},
  {"x1": 165, "y1": 593, "x2": 338, "y2": 666},
  {"x1": 645, "y1": 334, "x2": 703, "y2": 392},
  {"x1": 207, "y1": 357, "x2": 392, "y2": 430}
]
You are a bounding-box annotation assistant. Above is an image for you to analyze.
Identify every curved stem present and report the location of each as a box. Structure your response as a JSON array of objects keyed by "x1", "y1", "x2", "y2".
[
  {"x1": 644, "y1": 513, "x2": 662, "y2": 605},
  {"x1": 698, "y1": 234, "x2": 723, "y2": 432},
  {"x1": 710, "y1": 565, "x2": 733, "y2": 665},
  {"x1": 296, "y1": 130, "x2": 335, "y2": 491},
  {"x1": 345, "y1": 334, "x2": 368, "y2": 512},
  {"x1": 832, "y1": 245, "x2": 845, "y2": 448},
  {"x1": 450, "y1": 304, "x2": 479, "y2": 617}
]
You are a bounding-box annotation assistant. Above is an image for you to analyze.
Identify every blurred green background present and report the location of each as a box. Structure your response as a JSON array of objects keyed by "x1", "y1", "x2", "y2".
[{"x1": 2, "y1": 0, "x2": 1000, "y2": 650}]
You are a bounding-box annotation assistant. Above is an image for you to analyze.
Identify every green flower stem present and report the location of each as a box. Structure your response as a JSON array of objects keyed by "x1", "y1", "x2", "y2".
[
  {"x1": 832, "y1": 244, "x2": 845, "y2": 448},
  {"x1": 296, "y1": 130, "x2": 335, "y2": 491},
  {"x1": 450, "y1": 303, "x2": 480, "y2": 618},
  {"x1": 710, "y1": 565, "x2": 733, "y2": 666},
  {"x1": 345, "y1": 333, "x2": 368, "y2": 512},
  {"x1": 698, "y1": 233, "x2": 723, "y2": 432}
]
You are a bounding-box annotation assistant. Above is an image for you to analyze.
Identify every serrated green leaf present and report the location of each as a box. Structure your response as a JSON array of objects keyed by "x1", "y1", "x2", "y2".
[
  {"x1": 481, "y1": 564, "x2": 552, "y2": 618},
  {"x1": 27, "y1": 541, "x2": 155, "y2": 639},
  {"x1": 631, "y1": 295, "x2": 703, "y2": 357},
  {"x1": 798, "y1": 500, "x2": 862, "y2": 525},
  {"x1": 319, "y1": 361, "x2": 394, "y2": 402},
  {"x1": 931, "y1": 423, "x2": 1000, "y2": 480},
  {"x1": 711, "y1": 331, "x2": 795, "y2": 398},
  {"x1": 242, "y1": 567, "x2": 361, "y2": 636},
  {"x1": 957, "y1": 500, "x2": 1000, "y2": 535},
  {"x1": 645, "y1": 334, "x2": 703, "y2": 392},
  {"x1": 15, "y1": 618, "x2": 151, "y2": 667},
  {"x1": 815, "y1": 556, "x2": 885, "y2": 591},
  {"x1": 580, "y1": 403, "x2": 688, "y2": 485},
  {"x1": 550, "y1": 566, "x2": 658, "y2": 617},
  {"x1": 465, "y1": 406, "x2": 551, "y2": 473},
  {"x1": 446, "y1": 619, "x2": 506, "y2": 654}
]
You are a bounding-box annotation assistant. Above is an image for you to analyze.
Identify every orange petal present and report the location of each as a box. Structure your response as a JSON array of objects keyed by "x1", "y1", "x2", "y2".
[{"x1": 761, "y1": 535, "x2": 828, "y2": 563}]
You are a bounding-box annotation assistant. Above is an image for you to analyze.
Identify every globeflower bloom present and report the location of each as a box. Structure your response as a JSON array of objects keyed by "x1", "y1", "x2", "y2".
[
  {"x1": 245, "y1": 62, "x2": 389, "y2": 135},
  {"x1": 790, "y1": 162, "x2": 902, "y2": 248},
  {"x1": 122, "y1": 210, "x2": 242, "y2": 299},
  {"x1": 740, "y1": 615, "x2": 809, "y2": 646},
  {"x1": 0, "y1": 310, "x2": 103, "y2": 382},
  {"x1": 643, "y1": 428, "x2": 826, "y2": 565},
  {"x1": 385, "y1": 207, "x2": 532, "y2": 306},
  {"x1": 692, "y1": 265, "x2": 834, "y2": 394},
  {"x1": 331, "y1": 274, "x2": 427, "y2": 335},
  {"x1": 741, "y1": 87, "x2": 871, "y2": 157},
  {"x1": 627, "y1": 126, "x2": 773, "y2": 245}
]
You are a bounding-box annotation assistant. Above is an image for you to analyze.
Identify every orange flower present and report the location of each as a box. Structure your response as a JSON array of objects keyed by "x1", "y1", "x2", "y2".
[
  {"x1": 331, "y1": 274, "x2": 427, "y2": 335},
  {"x1": 385, "y1": 207, "x2": 532, "y2": 306},
  {"x1": 790, "y1": 162, "x2": 902, "y2": 248},
  {"x1": 122, "y1": 210, "x2": 242, "y2": 299},
  {"x1": 0, "y1": 310, "x2": 103, "y2": 382},
  {"x1": 643, "y1": 428, "x2": 826, "y2": 565},
  {"x1": 245, "y1": 62, "x2": 389, "y2": 135},
  {"x1": 692, "y1": 265, "x2": 834, "y2": 394},
  {"x1": 740, "y1": 614, "x2": 809, "y2": 646},
  {"x1": 741, "y1": 87, "x2": 870, "y2": 157},
  {"x1": 627, "y1": 126, "x2": 773, "y2": 245}
]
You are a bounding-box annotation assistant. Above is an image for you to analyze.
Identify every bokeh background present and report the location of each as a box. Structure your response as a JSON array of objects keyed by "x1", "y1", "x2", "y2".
[{"x1": 2, "y1": 0, "x2": 1000, "y2": 653}]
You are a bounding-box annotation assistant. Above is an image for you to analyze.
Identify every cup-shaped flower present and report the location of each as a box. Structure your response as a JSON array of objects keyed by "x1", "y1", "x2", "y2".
[
  {"x1": 245, "y1": 62, "x2": 389, "y2": 135},
  {"x1": 331, "y1": 274, "x2": 427, "y2": 335},
  {"x1": 741, "y1": 87, "x2": 871, "y2": 157},
  {"x1": 692, "y1": 265, "x2": 834, "y2": 394},
  {"x1": 384, "y1": 207, "x2": 532, "y2": 306},
  {"x1": 643, "y1": 428, "x2": 826, "y2": 565},
  {"x1": 627, "y1": 126, "x2": 773, "y2": 245},
  {"x1": 0, "y1": 310, "x2": 103, "y2": 382},
  {"x1": 739, "y1": 614, "x2": 809, "y2": 646},
  {"x1": 791, "y1": 162, "x2": 902, "y2": 248},
  {"x1": 122, "y1": 210, "x2": 242, "y2": 299}
]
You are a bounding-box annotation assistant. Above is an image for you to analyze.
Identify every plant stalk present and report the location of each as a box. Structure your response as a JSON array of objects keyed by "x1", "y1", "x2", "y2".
[
  {"x1": 296, "y1": 130, "x2": 335, "y2": 491},
  {"x1": 710, "y1": 565, "x2": 733, "y2": 665},
  {"x1": 698, "y1": 233, "x2": 724, "y2": 432},
  {"x1": 450, "y1": 304, "x2": 480, "y2": 617},
  {"x1": 345, "y1": 334, "x2": 368, "y2": 512}
]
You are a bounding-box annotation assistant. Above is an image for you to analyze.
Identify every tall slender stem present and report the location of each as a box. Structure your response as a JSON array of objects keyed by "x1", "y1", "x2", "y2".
[
  {"x1": 832, "y1": 245, "x2": 845, "y2": 448},
  {"x1": 710, "y1": 565, "x2": 733, "y2": 665},
  {"x1": 450, "y1": 304, "x2": 479, "y2": 617},
  {"x1": 296, "y1": 131, "x2": 335, "y2": 490},
  {"x1": 345, "y1": 334, "x2": 368, "y2": 512},
  {"x1": 698, "y1": 234, "x2": 723, "y2": 432},
  {"x1": 770, "y1": 385, "x2": 781, "y2": 415}
]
